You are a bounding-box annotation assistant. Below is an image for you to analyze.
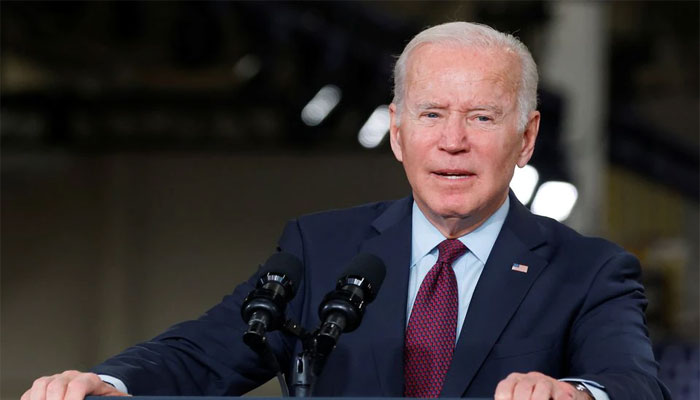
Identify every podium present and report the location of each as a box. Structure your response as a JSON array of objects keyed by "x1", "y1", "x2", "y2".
[{"x1": 85, "y1": 396, "x2": 493, "y2": 400}]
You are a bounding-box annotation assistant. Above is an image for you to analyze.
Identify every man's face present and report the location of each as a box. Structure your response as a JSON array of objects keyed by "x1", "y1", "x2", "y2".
[{"x1": 389, "y1": 43, "x2": 539, "y2": 236}]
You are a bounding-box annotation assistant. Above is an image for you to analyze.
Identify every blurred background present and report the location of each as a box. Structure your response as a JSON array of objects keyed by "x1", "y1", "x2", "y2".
[{"x1": 1, "y1": 1, "x2": 698, "y2": 399}]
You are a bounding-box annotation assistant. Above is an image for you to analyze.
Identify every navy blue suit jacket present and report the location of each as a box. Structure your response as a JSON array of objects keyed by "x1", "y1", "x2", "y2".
[{"x1": 93, "y1": 194, "x2": 670, "y2": 399}]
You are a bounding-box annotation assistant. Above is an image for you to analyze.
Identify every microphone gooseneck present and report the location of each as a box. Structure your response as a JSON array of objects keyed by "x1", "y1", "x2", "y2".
[
  {"x1": 316, "y1": 253, "x2": 386, "y2": 358},
  {"x1": 240, "y1": 251, "x2": 386, "y2": 397},
  {"x1": 241, "y1": 252, "x2": 303, "y2": 350}
]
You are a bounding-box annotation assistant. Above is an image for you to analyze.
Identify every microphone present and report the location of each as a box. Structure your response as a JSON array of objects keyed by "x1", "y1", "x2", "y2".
[
  {"x1": 241, "y1": 252, "x2": 303, "y2": 350},
  {"x1": 316, "y1": 253, "x2": 386, "y2": 357}
]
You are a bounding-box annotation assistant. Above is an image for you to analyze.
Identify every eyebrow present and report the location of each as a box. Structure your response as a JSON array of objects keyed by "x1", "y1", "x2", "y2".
[
  {"x1": 416, "y1": 102, "x2": 447, "y2": 110},
  {"x1": 469, "y1": 105, "x2": 504, "y2": 115},
  {"x1": 415, "y1": 102, "x2": 505, "y2": 115}
]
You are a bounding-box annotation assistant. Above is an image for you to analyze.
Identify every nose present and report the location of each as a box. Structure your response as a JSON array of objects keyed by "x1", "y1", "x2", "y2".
[{"x1": 437, "y1": 114, "x2": 469, "y2": 154}]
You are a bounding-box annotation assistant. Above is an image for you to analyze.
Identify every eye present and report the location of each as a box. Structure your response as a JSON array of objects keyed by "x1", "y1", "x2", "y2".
[
  {"x1": 476, "y1": 115, "x2": 492, "y2": 122},
  {"x1": 425, "y1": 112, "x2": 440, "y2": 118}
]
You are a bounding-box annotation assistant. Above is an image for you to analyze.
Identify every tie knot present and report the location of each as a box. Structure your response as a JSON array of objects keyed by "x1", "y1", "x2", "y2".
[{"x1": 437, "y1": 239, "x2": 467, "y2": 265}]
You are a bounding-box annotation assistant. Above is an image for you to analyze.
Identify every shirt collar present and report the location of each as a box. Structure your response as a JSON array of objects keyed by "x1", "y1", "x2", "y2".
[{"x1": 410, "y1": 196, "x2": 510, "y2": 267}]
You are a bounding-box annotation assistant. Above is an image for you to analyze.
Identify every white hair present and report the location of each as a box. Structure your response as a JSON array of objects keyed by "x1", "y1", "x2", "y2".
[{"x1": 392, "y1": 22, "x2": 538, "y2": 130}]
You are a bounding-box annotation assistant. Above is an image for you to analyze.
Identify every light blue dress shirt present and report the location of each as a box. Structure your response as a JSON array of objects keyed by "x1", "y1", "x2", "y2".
[{"x1": 407, "y1": 197, "x2": 608, "y2": 400}]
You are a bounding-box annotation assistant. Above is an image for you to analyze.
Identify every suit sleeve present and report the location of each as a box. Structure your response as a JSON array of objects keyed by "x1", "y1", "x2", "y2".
[
  {"x1": 91, "y1": 219, "x2": 306, "y2": 396},
  {"x1": 568, "y1": 251, "x2": 671, "y2": 400}
]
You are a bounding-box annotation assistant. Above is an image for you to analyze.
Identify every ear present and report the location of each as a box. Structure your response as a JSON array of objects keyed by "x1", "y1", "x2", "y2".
[
  {"x1": 516, "y1": 110, "x2": 540, "y2": 168},
  {"x1": 389, "y1": 103, "x2": 404, "y2": 162}
]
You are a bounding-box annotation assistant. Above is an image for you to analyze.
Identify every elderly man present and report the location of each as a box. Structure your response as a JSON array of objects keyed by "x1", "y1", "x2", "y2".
[{"x1": 24, "y1": 22, "x2": 668, "y2": 400}]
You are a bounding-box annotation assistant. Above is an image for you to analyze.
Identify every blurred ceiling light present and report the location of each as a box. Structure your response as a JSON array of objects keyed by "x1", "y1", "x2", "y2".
[
  {"x1": 301, "y1": 85, "x2": 342, "y2": 126},
  {"x1": 531, "y1": 181, "x2": 578, "y2": 222},
  {"x1": 233, "y1": 54, "x2": 261, "y2": 81},
  {"x1": 358, "y1": 105, "x2": 390, "y2": 148},
  {"x1": 510, "y1": 164, "x2": 539, "y2": 205}
]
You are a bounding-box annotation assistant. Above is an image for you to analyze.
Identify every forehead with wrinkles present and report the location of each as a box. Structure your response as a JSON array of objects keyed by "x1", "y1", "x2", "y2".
[{"x1": 404, "y1": 43, "x2": 521, "y2": 111}]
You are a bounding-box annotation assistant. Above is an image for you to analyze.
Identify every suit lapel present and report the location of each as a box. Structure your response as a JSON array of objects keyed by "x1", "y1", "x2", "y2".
[
  {"x1": 441, "y1": 195, "x2": 549, "y2": 397},
  {"x1": 358, "y1": 197, "x2": 413, "y2": 397}
]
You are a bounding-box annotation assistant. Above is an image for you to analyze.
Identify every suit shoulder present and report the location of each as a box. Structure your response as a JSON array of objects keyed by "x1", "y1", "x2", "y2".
[
  {"x1": 277, "y1": 198, "x2": 408, "y2": 260},
  {"x1": 295, "y1": 199, "x2": 398, "y2": 230}
]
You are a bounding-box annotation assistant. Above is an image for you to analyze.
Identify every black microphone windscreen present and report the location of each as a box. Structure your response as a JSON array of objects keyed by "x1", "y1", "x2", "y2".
[
  {"x1": 342, "y1": 253, "x2": 386, "y2": 291},
  {"x1": 261, "y1": 252, "x2": 304, "y2": 294}
]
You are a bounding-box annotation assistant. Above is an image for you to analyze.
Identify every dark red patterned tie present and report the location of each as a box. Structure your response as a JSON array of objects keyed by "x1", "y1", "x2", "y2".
[{"x1": 404, "y1": 239, "x2": 467, "y2": 398}]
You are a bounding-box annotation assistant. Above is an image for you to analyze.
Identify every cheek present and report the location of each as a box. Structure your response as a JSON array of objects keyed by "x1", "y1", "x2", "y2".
[
  {"x1": 402, "y1": 136, "x2": 431, "y2": 163},
  {"x1": 476, "y1": 142, "x2": 519, "y2": 178},
  {"x1": 494, "y1": 135, "x2": 522, "y2": 161}
]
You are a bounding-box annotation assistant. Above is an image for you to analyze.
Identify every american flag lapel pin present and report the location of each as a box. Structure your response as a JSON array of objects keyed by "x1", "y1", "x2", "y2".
[{"x1": 511, "y1": 263, "x2": 529, "y2": 273}]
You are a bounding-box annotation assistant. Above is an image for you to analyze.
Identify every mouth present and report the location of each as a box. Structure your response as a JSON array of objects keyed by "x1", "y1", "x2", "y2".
[{"x1": 432, "y1": 169, "x2": 475, "y2": 180}]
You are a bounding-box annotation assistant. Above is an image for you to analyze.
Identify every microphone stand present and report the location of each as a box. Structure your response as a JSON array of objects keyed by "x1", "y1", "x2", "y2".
[
  {"x1": 291, "y1": 350, "x2": 314, "y2": 397},
  {"x1": 281, "y1": 320, "x2": 332, "y2": 397},
  {"x1": 245, "y1": 317, "x2": 334, "y2": 397}
]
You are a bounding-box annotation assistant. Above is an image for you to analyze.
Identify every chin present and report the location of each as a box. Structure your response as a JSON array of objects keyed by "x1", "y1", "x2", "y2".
[
  {"x1": 429, "y1": 200, "x2": 478, "y2": 220},
  {"x1": 439, "y1": 208, "x2": 476, "y2": 220}
]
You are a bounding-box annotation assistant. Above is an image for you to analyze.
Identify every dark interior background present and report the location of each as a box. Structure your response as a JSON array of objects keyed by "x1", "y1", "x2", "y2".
[{"x1": 2, "y1": 1, "x2": 698, "y2": 399}]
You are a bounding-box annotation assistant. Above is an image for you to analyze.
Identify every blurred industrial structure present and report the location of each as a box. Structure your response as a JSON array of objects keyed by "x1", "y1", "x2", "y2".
[{"x1": 2, "y1": 1, "x2": 698, "y2": 399}]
